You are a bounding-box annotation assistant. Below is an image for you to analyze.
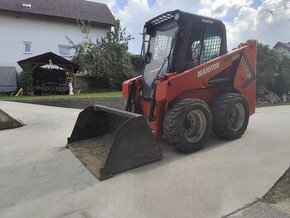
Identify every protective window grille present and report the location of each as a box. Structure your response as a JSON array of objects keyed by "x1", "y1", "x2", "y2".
[
  {"x1": 200, "y1": 26, "x2": 222, "y2": 64},
  {"x1": 151, "y1": 13, "x2": 174, "y2": 26},
  {"x1": 153, "y1": 35, "x2": 172, "y2": 62},
  {"x1": 186, "y1": 24, "x2": 204, "y2": 65}
]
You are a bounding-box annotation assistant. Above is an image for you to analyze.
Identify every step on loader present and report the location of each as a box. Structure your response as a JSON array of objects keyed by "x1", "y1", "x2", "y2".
[{"x1": 67, "y1": 10, "x2": 257, "y2": 180}]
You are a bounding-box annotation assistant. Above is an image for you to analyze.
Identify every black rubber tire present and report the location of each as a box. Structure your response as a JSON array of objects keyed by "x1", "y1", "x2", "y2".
[
  {"x1": 163, "y1": 99, "x2": 211, "y2": 153},
  {"x1": 212, "y1": 93, "x2": 249, "y2": 140}
]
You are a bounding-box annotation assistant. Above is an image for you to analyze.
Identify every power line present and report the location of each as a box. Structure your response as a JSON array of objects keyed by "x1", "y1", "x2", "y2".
[
  {"x1": 224, "y1": 5, "x2": 289, "y2": 22},
  {"x1": 265, "y1": 9, "x2": 274, "y2": 15},
  {"x1": 219, "y1": 10, "x2": 289, "y2": 27},
  {"x1": 233, "y1": 8, "x2": 290, "y2": 24}
]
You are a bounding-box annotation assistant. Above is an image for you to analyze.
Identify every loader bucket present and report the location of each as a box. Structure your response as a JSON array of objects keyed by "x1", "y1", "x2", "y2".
[{"x1": 67, "y1": 105, "x2": 162, "y2": 180}]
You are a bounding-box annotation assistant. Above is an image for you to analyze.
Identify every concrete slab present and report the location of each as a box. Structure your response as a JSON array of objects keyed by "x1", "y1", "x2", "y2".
[{"x1": 1, "y1": 101, "x2": 290, "y2": 218}]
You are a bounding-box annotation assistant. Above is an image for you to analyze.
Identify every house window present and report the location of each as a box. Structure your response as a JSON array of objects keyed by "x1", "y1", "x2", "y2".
[
  {"x1": 23, "y1": 41, "x2": 32, "y2": 53},
  {"x1": 59, "y1": 45, "x2": 70, "y2": 56}
]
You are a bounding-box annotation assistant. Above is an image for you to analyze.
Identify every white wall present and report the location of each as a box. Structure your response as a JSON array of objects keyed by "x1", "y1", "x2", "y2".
[{"x1": 0, "y1": 12, "x2": 110, "y2": 71}]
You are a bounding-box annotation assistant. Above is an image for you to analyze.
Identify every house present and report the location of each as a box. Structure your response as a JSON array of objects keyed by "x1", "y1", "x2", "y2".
[
  {"x1": 273, "y1": 41, "x2": 290, "y2": 102},
  {"x1": 0, "y1": 0, "x2": 115, "y2": 71},
  {"x1": 273, "y1": 42, "x2": 290, "y2": 58}
]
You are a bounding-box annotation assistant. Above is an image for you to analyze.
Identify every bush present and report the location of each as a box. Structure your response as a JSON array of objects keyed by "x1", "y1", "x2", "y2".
[
  {"x1": 18, "y1": 63, "x2": 34, "y2": 95},
  {"x1": 68, "y1": 20, "x2": 135, "y2": 90},
  {"x1": 130, "y1": 54, "x2": 144, "y2": 75},
  {"x1": 257, "y1": 42, "x2": 290, "y2": 102}
]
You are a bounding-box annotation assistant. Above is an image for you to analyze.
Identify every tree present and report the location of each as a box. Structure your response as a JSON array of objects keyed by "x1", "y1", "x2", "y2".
[
  {"x1": 18, "y1": 63, "x2": 34, "y2": 95},
  {"x1": 256, "y1": 43, "x2": 280, "y2": 98},
  {"x1": 130, "y1": 53, "x2": 144, "y2": 75},
  {"x1": 256, "y1": 42, "x2": 290, "y2": 102},
  {"x1": 68, "y1": 20, "x2": 135, "y2": 90},
  {"x1": 273, "y1": 55, "x2": 290, "y2": 96}
]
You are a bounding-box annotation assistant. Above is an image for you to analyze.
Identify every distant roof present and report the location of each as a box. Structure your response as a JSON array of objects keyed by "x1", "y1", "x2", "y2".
[
  {"x1": 0, "y1": 0, "x2": 115, "y2": 27},
  {"x1": 273, "y1": 42, "x2": 290, "y2": 50},
  {"x1": 18, "y1": 52, "x2": 79, "y2": 73}
]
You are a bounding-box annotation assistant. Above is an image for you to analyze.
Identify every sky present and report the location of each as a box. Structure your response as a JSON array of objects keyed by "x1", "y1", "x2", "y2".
[{"x1": 89, "y1": 0, "x2": 290, "y2": 54}]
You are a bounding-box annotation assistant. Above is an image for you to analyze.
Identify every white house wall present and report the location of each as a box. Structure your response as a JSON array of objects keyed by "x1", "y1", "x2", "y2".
[{"x1": 0, "y1": 12, "x2": 109, "y2": 71}]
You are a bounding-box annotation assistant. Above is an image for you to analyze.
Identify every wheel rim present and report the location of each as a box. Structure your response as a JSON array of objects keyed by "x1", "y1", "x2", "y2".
[
  {"x1": 229, "y1": 103, "x2": 245, "y2": 132},
  {"x1": 182, "y1": 109, "x2": 207, "y2": 143}
]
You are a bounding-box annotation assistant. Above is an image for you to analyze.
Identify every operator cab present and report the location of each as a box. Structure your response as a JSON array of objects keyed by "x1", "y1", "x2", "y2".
[{"x1": 142, "y1": 10, "x2": 227, "y2": 98}]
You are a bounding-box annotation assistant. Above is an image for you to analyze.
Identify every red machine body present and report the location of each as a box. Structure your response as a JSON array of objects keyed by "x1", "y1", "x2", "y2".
[
  {"x1": 123, "y1": 41, "x2": 256, "y2": 139},
  {"x1": 68, "y1": 10, "x2": 257, "y2": 180}
]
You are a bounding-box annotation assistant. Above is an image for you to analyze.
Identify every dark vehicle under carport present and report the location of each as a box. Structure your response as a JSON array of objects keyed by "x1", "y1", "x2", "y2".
[{"x1": 0, "y1": 66, "x2": 17, "y2": 95}]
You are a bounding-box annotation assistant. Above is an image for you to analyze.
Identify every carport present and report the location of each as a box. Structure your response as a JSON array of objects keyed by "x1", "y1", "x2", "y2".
[{"x1": 18, "y1": 52, "x2": 79, "y2": 95}]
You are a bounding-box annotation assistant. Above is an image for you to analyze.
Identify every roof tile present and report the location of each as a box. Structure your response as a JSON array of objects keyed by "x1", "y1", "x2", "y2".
[{"x1": 0, "y1": 0, "x2": 115, "y2": 26}]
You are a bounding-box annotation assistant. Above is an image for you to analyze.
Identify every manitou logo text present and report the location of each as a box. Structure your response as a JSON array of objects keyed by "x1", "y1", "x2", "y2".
[{"x1": 197, "y1": 62, "x2": 220, "y2": 78}]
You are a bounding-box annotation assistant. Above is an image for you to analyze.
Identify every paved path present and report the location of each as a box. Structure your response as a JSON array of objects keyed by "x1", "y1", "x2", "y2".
[
  {"x1": 0, "y1": 101, "x2": 290, "y2": 218},
  {"x1": 227, "y1": 201, "x2": 290, "y2": 218}
]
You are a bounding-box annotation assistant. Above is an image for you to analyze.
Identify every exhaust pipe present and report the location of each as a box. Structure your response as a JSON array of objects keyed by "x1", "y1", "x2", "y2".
[{"x1": 67, "y1": 105, "x2": 162, "y2": 180}]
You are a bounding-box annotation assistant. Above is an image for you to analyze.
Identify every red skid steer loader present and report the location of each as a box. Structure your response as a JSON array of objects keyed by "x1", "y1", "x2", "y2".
[{"x1": 67, "y1": 10, "x2": 256, "y2": 180}]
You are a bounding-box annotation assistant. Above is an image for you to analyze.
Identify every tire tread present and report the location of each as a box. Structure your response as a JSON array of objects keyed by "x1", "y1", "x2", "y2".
[{"x1": 212, "y1": 93, "x2": 249, "y2": 140}]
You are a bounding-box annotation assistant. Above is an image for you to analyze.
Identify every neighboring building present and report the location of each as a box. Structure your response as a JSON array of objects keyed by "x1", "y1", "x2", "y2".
[
  {"x1": 273, "y1": 42, "x2": 290, "y2": 58},
  {"x1": 0, "y1": 0, "x2": 115, "y2": 71},
  {"x1": 273, "y1": 41, "x2": 290, "y2": 102}
]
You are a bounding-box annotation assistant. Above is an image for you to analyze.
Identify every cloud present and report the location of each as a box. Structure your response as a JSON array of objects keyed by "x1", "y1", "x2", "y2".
[
  {"x1": 86, "y1": 0, "x2": 116, "y2": 10},
  {"x1": 87, "y1": 0, "x2": 290, "y2": 54},
  {"x1": 226, "y1": 0, "x2": 290, "y2": 49},
  {"x1": 116, "y1": 0, "x2": 202, "y2": 54},
  {"x1": 115, "y1": 0, "x2": 259, "y2": 53},
  {"x1": 197, "y1": 0, "x2": 253, "y2": 17}
]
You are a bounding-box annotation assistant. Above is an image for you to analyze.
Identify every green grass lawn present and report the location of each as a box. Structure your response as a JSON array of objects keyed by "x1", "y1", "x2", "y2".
[{"x1": 0, "y1": 91, "x2": 122, "y2": 101}]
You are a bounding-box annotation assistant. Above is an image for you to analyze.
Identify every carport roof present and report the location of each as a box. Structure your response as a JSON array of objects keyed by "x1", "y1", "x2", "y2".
[{"x1": 17, "y1": 52, "x2": 79, "y2": 73}]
